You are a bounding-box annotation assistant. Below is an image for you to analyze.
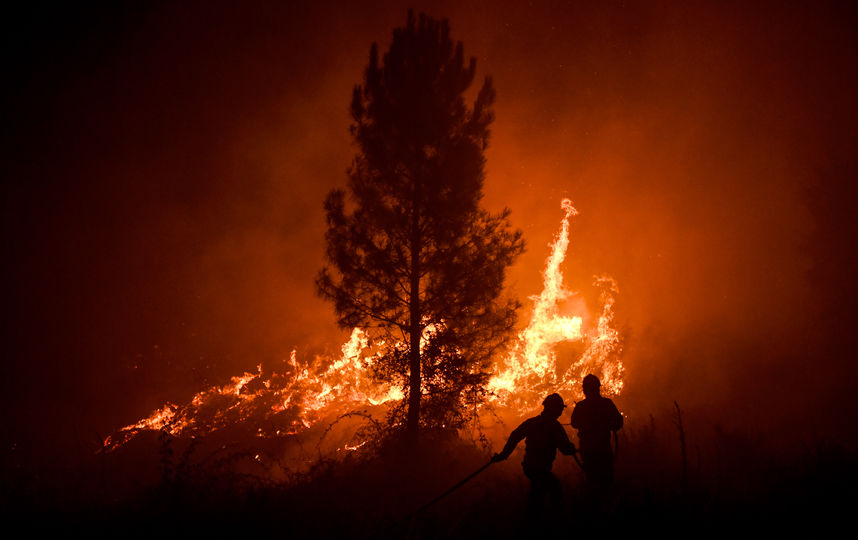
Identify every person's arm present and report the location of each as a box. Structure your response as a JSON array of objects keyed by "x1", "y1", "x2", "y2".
[
  {"x1": 555, "y1": 422, "x2": 577, "y2": 456},
  {"x1": 492, "y1": 421, "x2": 528, "y2": 462},
  {"x1": 609, "y1": 400, "x2": 623, "y2": 432},
  {"x1": 569, "y1": 403, "x2": 581, "y2": 429}
]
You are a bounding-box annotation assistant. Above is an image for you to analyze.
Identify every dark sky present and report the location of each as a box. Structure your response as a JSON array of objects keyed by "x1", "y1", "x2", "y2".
[{"x1": 3, "y1": 0, "x2": 857, "y2": 462}]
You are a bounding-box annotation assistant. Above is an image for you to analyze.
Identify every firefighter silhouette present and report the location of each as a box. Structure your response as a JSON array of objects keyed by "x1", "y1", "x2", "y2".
[
  {"x1": 492, "y1": 393, "x2": 577, "y2": 519},
  {"x1": 570, "y1": 374, "x2": 623, "y2": 486}
]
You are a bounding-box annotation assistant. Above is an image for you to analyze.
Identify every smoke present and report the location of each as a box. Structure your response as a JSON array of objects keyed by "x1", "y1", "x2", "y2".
[
  {"x1": 3, "y1": 0, "x2": 857, "y2": 465},
  {"x1": 469, "y1": 0, "x2": 858, "y2": 441}
]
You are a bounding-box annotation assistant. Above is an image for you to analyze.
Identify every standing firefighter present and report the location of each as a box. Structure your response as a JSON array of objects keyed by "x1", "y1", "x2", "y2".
[
  {"x1": 570, "y1": 374, "x2": 624, "y2": 486},
  {"x1": 492, "y1": 393, "x2": 577, "y2": 519}
]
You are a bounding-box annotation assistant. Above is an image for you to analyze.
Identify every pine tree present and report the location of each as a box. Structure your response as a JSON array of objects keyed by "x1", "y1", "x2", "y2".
[{"x1": 316, "y1": 11, "x2": 524, "y2": 440}]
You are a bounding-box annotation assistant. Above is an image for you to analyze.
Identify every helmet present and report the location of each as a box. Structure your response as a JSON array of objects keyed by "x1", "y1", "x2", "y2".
[{"x1": 542, "y1": 393, "x2": 566, "y2": 409}]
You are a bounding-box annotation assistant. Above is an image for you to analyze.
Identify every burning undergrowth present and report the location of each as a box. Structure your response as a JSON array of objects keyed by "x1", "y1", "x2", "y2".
[{"x1": 103, "y1": 198, "x2": 624, "y2": 475}]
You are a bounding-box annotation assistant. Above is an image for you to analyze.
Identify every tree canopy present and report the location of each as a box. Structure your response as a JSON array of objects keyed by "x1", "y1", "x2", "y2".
[{"x1": 317, "y1": 11, "x2": 524, "y2": 439}]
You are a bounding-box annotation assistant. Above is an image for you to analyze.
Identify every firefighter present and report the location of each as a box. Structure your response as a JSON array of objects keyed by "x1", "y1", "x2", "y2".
[
  {"x1": 492, "y1": 393, "x2": 577, "y2": 519},
  {"x1": 569, "y1": 374, "x2": 623, "y2": 486}
]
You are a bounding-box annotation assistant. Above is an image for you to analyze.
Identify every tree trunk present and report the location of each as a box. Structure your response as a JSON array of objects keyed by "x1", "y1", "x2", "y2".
[{"x1": 406, "y1": 195, "x2": 421, "y2": 442}]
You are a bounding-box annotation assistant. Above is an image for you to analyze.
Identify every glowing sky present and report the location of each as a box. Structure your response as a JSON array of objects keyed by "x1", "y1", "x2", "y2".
[{"x1": 4, "y1": 1, "x2": 857, "y2": 461}]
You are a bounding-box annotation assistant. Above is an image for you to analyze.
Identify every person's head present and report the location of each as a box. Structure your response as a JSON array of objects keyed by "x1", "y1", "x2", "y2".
[
  {"x1": 582, "y1": 374, "x2": 601, "y2": 398},
  {"x1": 542, "y1": 393, "x2": 566, "y2": 418}
]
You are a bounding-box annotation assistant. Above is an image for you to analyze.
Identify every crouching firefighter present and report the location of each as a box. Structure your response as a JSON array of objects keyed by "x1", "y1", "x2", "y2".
[{"x1": 492, "y1": 393, "x2": 577, "y2": 520}]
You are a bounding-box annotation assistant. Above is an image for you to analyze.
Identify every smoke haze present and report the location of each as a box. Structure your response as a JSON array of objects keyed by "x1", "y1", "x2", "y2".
[{"x1": 3, "y1": 0, "x2": 857, "y2": 465}]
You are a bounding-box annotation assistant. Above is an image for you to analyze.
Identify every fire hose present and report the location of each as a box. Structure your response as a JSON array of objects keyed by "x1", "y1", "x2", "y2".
[
  {"x1": 560, "y1": 424, "x2": 622, "y2": 467},
  {"x1": 613, "y1": 429, "x2": 620, "y2": 462},
  {"x1": 413, "y1": 460, "x2": 495, "y2": 514},
  {"x1": 561, "y1": 423, "x2": 586, "y2": 471},
  {"x1": 414, "y1": 443, "x2": 586, "y2": 515},
  {"x1": 372, "y1": 447, "x2": 591, "y2": 538},
  {"x1": 570, "y1": 449, "x2": 585, "y2": 470},
  {"x1": 369, "y1": 461, "x2": 495, "y2": 539}
]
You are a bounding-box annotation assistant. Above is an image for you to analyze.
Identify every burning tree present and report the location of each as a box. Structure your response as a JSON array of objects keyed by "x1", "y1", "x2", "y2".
[{"x1": 316, "y1": 11, "x2": 524, "y2": 440}]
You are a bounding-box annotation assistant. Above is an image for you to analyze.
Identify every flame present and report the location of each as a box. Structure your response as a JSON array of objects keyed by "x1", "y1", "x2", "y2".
[
  {"x1": 488, "y1": 199, "x2": 623, "y2": 411},
  {"x1": 104, "y1": 330, "x2": 402, "y2": 449},
  {"x1": 104, "y1": 198, "x2": 623, "y2": 451}
]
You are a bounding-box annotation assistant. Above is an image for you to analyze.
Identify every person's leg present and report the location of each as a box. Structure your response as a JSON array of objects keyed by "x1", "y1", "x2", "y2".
[
  {"x1": 582, "y1": 451, "x2": 613, "y2": 486},
  {"x1": 582, "y1": 451, "x2": 614, "y2": 514},
  {"x1": 525, "y1": 470, "x2": 549, "y2": 523},
  {"x1": 546, "y1": 472, "x2": 562, "y2": 512}
]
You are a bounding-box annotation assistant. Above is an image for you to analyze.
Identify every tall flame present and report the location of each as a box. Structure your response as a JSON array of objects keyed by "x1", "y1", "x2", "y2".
[{"x1": 488, "y1": 199, "x2": 623, "y2": 411}]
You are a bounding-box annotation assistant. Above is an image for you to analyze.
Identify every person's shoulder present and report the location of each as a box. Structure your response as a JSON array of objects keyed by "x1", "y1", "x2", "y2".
[
  {"x1": 526, "y1": 414, "x2": 557, "y2": 428},
  {"x1": 517, "y1": 415, "x2": 540, "y2": 429},
  {"x1": 574, "y1": 397, "x2": 594, "y2": 409},
  {"x1": 598, "y1": 396, "x2": 621, "y2": 413}
]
